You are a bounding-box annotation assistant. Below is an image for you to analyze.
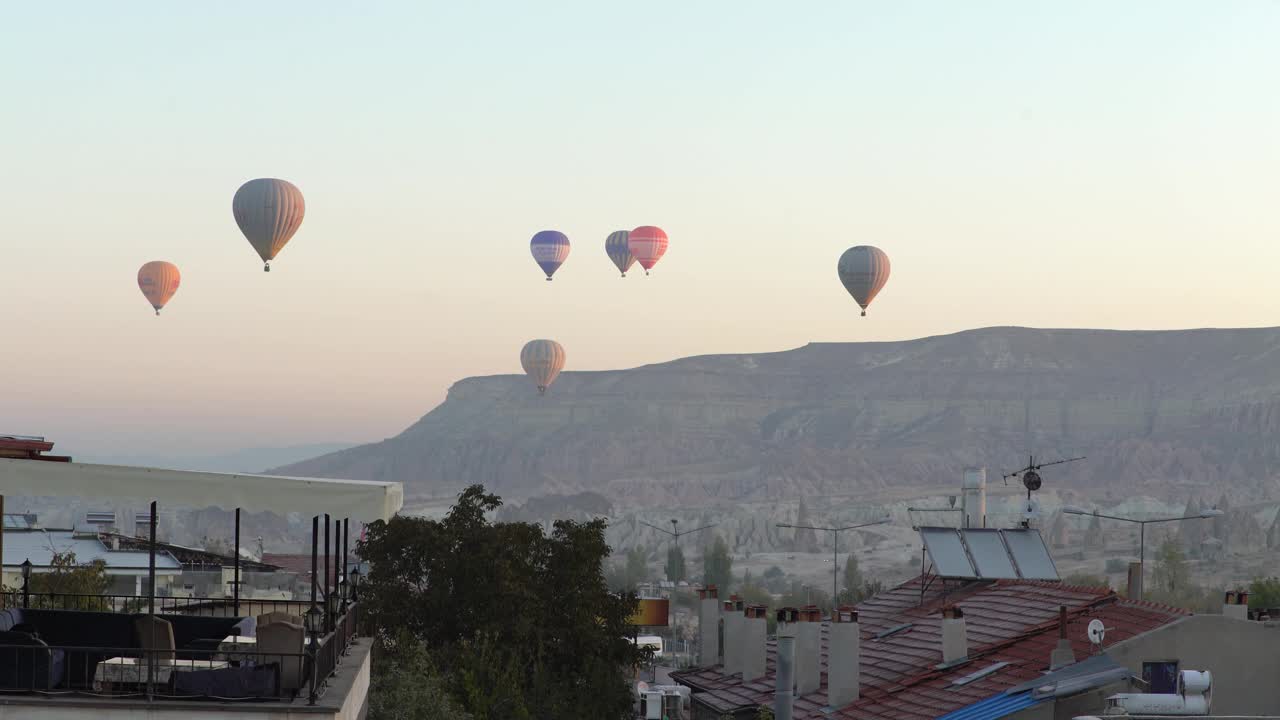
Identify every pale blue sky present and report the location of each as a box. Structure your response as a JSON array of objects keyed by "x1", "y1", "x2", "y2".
[{"x1": 1, "y1": 1, "x2": 1277, "y2": 458}]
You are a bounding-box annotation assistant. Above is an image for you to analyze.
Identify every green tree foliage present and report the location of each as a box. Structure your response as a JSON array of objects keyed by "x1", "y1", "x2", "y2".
[
  {"x1": 780, "y1": 580, "x2": 831, "y2": 614},
  {"x1": 1150, "y1": 540, "x2": 1190, "y2": 597},
  {"x1": 665, "y1": 545, "x2": 686, "y2": 583},
  {"x1": 703, "y1": 535, "x2": 733, "y2": 591},
  {"x1": 1248, "y1": 577, "x2": 1280, "y2": 609},
  {"x1": 842, "y1": 554, "x2": 862, "y2": 596},
  {"x1": 1146, "y1": 539, "x2": 1217, "y2": 610},
  {"x1": 369, "y1": 630, "x2": 472, "y2": 720},
  {"x1": 360, "y1": 485, "x2": 647, "y2": 720},
  {"x1": 19, "y1": 552, "x2": 111, "y2": 610},
  {"x1": 626, "y1": 547, "x2": 650, "y2": 587}
]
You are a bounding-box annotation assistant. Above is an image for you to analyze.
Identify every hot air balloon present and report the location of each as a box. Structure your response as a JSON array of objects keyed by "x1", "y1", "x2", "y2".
[
  {"x1": 137, "y1": 261, "x2": 181, "y2": 316},
  {"x1": 530, "y1": 230, "x2": 570, "y2": 280},
  {"x1": 232, "y1": 178, "x2": 305, "y2": 272},
  {"x1": 837, "y1": 246, "x2": 891, "y2": 316},
  {"x1": 605, "y1": 231, "x2": 635, "y2": 277},
  {"x1": 520, "y1": 339, "x2": 566, "y2": 394},
  {"x1": 628, "y1": 226, "x2": 668, "y2": 275}
]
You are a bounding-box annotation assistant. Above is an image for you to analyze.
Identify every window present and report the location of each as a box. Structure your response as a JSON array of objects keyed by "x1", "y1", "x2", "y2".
[{"x1": 1142, "y1": 660, "x2": 1179, "y2": 694}]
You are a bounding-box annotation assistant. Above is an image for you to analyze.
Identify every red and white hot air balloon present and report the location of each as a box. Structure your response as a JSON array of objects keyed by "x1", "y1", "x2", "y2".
[{"x1": 627, "y1": 226, "x2": 668, "y2": 275}]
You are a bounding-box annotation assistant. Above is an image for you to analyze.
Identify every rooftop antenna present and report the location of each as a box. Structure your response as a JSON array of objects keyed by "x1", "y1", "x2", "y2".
[
  {"x1": 1002, "y1": 455, "x2": 1086, "y2": 528},
  {"x1": 1086, "y1": 618, "x2": 1110, "y2": 653}
]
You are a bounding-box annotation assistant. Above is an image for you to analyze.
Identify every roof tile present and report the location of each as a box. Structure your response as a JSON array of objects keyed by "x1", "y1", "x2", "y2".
[{"x1": 671, "y1": 576, "x2": 1187, "y2": 720}]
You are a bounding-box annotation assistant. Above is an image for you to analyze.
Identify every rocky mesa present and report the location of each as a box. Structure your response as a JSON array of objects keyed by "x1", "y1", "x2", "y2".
[{"x1": 274, "y1": 326, "x2": 1280, "y2": 507}]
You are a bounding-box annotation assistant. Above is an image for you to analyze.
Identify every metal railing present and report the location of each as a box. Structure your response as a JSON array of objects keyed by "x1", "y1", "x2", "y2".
[
  {"x1": 0, "y1": 600, "x2": 362, "y2": 704},
  {"x1": 1, "y1": 592, "x2": 314, "y2": 618}
]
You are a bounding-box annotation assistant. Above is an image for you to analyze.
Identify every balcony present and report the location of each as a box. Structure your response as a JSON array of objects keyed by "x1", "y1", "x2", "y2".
[
  {"x1": 0, "y1": 443, "x2": 403, "y2": 720},
  {"x1": 0, "y1": 591, "x2": 370, "y2": 718}
]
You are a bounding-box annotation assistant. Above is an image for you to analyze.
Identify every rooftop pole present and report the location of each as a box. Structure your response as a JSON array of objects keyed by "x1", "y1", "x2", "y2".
[
  {"x1": 147, "y1": 500, "x2": 157, "y2": 699},
  {"x1": 324, "y1": 513, "x2": 331, "y2": 631},
  {"x1": 310, "y1": 516, "x2": 319, "y2": 608},
  {"x1": 233, "y1": 507, "x2": 241, "y2": 615}
]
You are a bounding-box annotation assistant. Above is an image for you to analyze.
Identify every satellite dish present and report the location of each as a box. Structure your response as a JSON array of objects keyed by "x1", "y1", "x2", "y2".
[{"x1": 1087, "y1": 619, "x2": 1107, "y2": 646}]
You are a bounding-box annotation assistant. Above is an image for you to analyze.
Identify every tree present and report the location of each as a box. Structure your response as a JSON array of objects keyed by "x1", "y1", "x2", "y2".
[
  {"x1": 1150, "y1": 539, "x2": 1190, "y2": 596},
  {"x1": 841, "y1": 554, "x2": 863, "y2": 600},
  {"x1": 27, "y1": 552, "x2": 110, "y2": 610},
  {"x1": 1248, "y1": 577, "x2": 1280, "y2": 610},
  {"x1": 703, "y1": 535, "x2": 733, "y2": 591},
  {"x1": 370, "y1": 630, "x2": 472, "y2": 720},
  {"x1": 360, "y1": 485, "x2": 647, "y2": 720},
  {"x1": 625, "y1": 547, "x2": 649, "y2": 588},
  {"x1": 665, "y1": 545, "x2": 686, "y2": 583}
]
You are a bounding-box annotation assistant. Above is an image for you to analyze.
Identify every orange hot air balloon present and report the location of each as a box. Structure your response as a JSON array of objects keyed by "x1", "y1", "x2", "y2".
[{"x1": 137, "y1": 261, "x2": 181, "y2": 316}]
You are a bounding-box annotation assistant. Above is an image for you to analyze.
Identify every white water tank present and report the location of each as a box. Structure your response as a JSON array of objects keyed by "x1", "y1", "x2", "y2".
[
  {"x1": 1106, "y1": 693, "x2": 1210, "y2": 715},
  {"x1": 962, "y1": 468, "x2": 987, "y2": 528}
]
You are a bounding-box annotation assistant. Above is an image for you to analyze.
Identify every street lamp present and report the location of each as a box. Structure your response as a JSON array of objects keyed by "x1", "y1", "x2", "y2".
[
  {"x1": 1061, "y1": 505, "x2": 1222, "y2": 600},
  {"x1": 349, "y1": 567, "x2": 361, "y2": 603},
  {"x1": 20, "y1": 559, "x2": 32, "y2": 609},
  {"x1": 776, "y1": 517, "x2": 892, "y2": 607},
  {"x1": 304, "y1": 604, "x2": 323, "y2": 705},
  {"x1": 639, "y1": 519, "x2": 717, "y2": 583}
]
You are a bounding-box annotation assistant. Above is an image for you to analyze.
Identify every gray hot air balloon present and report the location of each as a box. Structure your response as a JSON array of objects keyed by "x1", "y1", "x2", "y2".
[
  {"x1": 232, "y1": 178, "x2": 305, "y2": 272},
  {"x1": 837, "y1": 246, "x2": 891, "y2": 316},
  {"x1": 520, "y1": 339, "x2": 566, "y2": 395}
]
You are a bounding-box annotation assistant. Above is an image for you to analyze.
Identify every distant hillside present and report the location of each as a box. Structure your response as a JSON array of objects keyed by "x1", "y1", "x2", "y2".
[
  {"x1": 84, "y1": 443, "x2": 357, "y2": 474},
  {"x1": 274, "y1": 327, "x2": 1280, "y2": 506}
]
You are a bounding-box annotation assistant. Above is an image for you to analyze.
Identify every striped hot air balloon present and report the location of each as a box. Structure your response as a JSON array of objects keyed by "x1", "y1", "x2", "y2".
[
  {"x1": 628, "y1": 226, "x2": 668, "y2": 275},
  {"x1": 232, "y1": 178, "x2": 305, "y2": 272},
  {"x1": 837, "y1": 246, "x2": 891, "y2": 316},
  {"x1": 605, "y1": 230, "x2": 635, "y2": 277},
  {"x1": 530, "y1": 230, "x2": 571, "y2": 280},
  {"x1": 520, "y1": 339, "x2": 566, "y2": 394},
  {"x1": 137, "y1": 261, "x2": 181, "y2": 316}
]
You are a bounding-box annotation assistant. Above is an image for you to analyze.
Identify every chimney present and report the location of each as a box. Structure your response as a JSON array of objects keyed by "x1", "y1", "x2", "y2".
[
  {"x1": 1223, "y1": 590, "x2": 1249, "y2": 621},
  {"x1": 743, "y1": 604, "x2": 768, "y2": 682},
  {"x1": 722, "y1": 596, "x2": 745, "y2": 676},
  {"x1": 775, "y1": 608, "x2": 798, "y2": 720},
  {"x1": 827, "y1": 606, "x2": 860, "y2": 709},
  {"x1": 1127, "y1": 561, "x2": 1143, "y2": 601},
  {"x1": 961, "y1": 468, "x2": 987, "y2": 528},
  {"x1": 698, "y1": 585, "x2": 720, "y2": 666},
  {"x1": 795, "y1": 605, "x2": 822, "y2": 695},
  {"x1": 941, "y1": 606, "x2": 967, "y2": 665},
  {"x1": 1049, "y1": 605, "x2": 1076, "y2": 669}
]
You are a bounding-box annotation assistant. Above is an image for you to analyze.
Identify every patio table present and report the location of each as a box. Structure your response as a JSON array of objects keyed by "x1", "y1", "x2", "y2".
[{"x1": 93, "y1": 657, "x2": 229, "y2": 691}]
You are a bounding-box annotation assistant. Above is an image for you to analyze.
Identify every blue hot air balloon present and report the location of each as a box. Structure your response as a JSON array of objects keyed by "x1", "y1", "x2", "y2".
[{"x1": 530, "y1": 230, "x2": 571, "y2": 281}]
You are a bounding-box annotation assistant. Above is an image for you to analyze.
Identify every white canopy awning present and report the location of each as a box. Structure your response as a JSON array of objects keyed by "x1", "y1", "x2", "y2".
[{"x1": 0, "y1": 458, "x2": 403, "y2": 524}]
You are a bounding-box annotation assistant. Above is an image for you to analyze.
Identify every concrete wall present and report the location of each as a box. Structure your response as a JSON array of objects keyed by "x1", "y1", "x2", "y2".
[{"x1": 1105, "y1": 615, "x2": 1280, "y2": 716}]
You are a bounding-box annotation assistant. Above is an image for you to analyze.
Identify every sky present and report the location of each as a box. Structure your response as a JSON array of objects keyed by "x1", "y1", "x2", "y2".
[{"x1": 1, "y1": 1, "x2": 1277, "y2": 459}]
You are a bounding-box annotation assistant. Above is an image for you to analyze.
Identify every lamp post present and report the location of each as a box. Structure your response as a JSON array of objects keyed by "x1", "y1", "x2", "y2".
[
  {"x1": 639, "y1": 519, "x2": 717, "y2": 583},
  {"x1": 20, "y1": 559, "x2": 32, "y2": 609},
  {"x1": 1062, "y1": 505, "x2": 1223, "y2": 600},
  {"x1": 305, "y1": 604, "x2": 323, "y2": 705},
  {"x1": 349, "y1": 567, "x2": 361, "y2": 603},
  {"x1": 776, "y1": 517, "x2": 891, "y2": 607}
]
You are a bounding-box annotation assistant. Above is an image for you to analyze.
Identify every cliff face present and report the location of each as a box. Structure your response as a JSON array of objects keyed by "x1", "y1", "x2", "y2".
[{"x1": 275, "y1": 326, "x2": 1280, "y2": 506}]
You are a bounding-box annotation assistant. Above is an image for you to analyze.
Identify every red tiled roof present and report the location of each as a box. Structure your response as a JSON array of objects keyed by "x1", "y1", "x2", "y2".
[
  {"x1": 0, "y1": 436, "x2": 71, "y2": 462},
  {"x1": 671, "y1": 576, "x2": 1188, "y2": 720}
]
